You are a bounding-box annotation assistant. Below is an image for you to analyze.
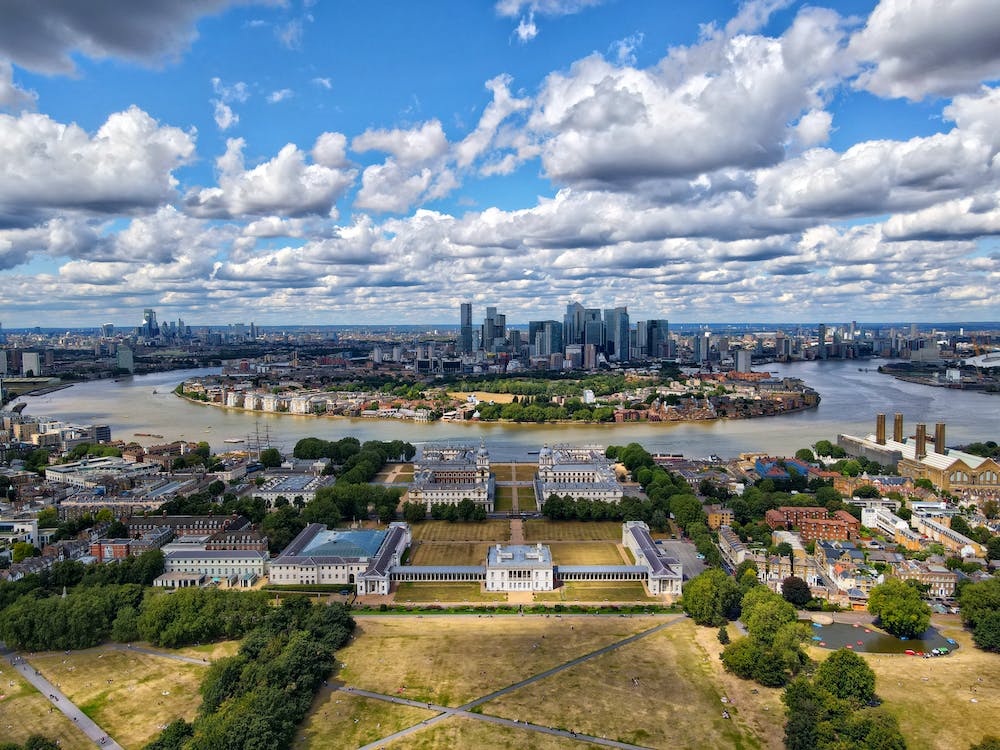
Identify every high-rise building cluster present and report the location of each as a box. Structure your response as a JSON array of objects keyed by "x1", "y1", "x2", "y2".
[{"x1": 457, "y1": 301, "x2": 670, "y2": 367}]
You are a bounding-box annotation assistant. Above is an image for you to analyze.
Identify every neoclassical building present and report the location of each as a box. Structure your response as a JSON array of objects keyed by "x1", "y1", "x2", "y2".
[
  {"x1": 408, "y1": 443, "x2": 494, "y2": 511},
  {"x1": 535, "y1": 444, "x2": 623, "y2": 505}
]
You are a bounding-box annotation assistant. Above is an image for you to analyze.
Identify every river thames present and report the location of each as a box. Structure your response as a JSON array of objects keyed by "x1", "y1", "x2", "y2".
[{"x1": 15, "y1": 360, "x2": 1000, "y2": 461}]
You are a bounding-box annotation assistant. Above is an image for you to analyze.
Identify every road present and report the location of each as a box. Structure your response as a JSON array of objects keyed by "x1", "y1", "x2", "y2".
[
  {"x1": 352, "y1": 616, "x2": 686, "y2": 749},
  {"x1": 2, "y1": 646, "x2": 123, "y2": 750}
]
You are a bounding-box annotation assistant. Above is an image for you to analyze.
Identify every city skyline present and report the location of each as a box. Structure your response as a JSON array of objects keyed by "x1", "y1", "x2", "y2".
[{"x1": 1, "y1": 0, "x2": 999, "y2": 326}]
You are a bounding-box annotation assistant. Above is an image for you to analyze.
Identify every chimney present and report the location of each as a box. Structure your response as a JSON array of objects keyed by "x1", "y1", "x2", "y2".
[
  {"x1": 893, "y1": 413, "x2": 904, "y2": 443},
  {"x1": 915, "y1": 423, "x2": 927, "y2": 460},
  {"x1": 876, "y1": 414, "x2": 886, "y2": 445},
  {"x1": 935, "y1": 423, "x2": 946, "y2": 454}
]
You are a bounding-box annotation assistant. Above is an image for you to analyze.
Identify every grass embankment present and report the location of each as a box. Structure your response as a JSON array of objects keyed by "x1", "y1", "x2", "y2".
[
  {"x1": 808, "y1": 619, "x2": 1000, "y2": 750},
  {"x1": 388, "y1": 717, "x2": 598, "y2": 749},
  {"x1": 299, "y1": 691, "x2": 437, "y2": 749},
  {"x1": 485, "y1": 617, "x2": 780, "y2": 749},
  {"x1": 0, "y1": 667, "x2": 93, "y2": 750},
  {"x1": 30, "y1": 649, "x2": 208, "y2": 749},
  {"x1": 336, "y1": 615, "x2": 662, "y2": 707}
]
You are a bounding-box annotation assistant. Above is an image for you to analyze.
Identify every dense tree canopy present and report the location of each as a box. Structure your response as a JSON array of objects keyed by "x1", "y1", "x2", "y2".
[
  {"x1": 868, "y1": 579, "x2": 931, "y2": 639},
  {"x1": 814, "y1": 649, "x2": 877, "y2": 707},
  {"x1": 682, "y1": 568, "x2": 740, "y2": 626}
]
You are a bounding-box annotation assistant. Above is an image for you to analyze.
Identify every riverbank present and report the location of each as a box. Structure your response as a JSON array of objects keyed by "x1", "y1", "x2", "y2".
[{"x1": 173, "y1": 390, "x2": 819, "y2": 428}]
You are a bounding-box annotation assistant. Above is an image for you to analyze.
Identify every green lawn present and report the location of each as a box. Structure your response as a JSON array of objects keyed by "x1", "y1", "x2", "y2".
[
  {"x1": 409, "y1": 542, "x2": 490, "y2": 566},
  {"x1": 394, "y1": 582, "x2": 507, "y2": 602},
  {"x1": 548, "y1": 542, "x2": 624, "y2": 565}
]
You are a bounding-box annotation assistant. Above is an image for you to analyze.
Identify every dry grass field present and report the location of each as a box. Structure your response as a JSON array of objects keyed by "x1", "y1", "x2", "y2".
[
  {"x1": 168, "y1": 640, "x2": 241, "y2": 662},
  {"x1": 447, "y1": 391, "x2": 518, "y2": 404},
  {"x1": 494, "y1": 486, "x2": 515, "y2": 512},
  {"x1": 492, "y1": 463, "x2": 516, "y2": 482},
  {"x1": 808, "y1": 619, "x2": 1000, "y2": 750},
  {"x1": 410, "y1": 520, "x2": 510, "y2": 542},
  {"x1": 523, "y1": 520, "x2": 623, "y2": 541},
  {"x1": 533, "y1": 581, "x2": 659, "y2": 602},
  {"x1": 337, "y1": 615, "x2": 663, "y2": 706},
  {"x1": 485, "y1": 617, "x2": 779, "y2": 750},
  {"x1": 30, "y1": 649, "x2": 209, "y2": 749},
  {"x1": 510, "y1": 463, "x2": 533, "y2": 482},
  {"x1": 299, "y1": 690, "x2": 437, "y2": 749},
  {"x1": 389, "y1": 716, "x2": 602, "y2": 749},
  {"x1": 393, "y1": 582, "x2": 506, "y2": 603},
  {"x1": 408, "y1": 542, "x2": 490, "y2": 567},
  {"x1": 547, "y1": 542, "x2": 625, "y2": 565},
  {"x1": 0, "y1": 667, "x2": 93, "y2": 750}
]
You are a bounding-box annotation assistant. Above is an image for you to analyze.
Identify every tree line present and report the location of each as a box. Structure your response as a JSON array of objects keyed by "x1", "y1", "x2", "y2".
[{"x1": 143, "y1": 598, "x2": 355, "y2": 750}]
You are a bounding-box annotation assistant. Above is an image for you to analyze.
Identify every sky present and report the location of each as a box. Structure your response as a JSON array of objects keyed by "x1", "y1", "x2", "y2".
[{"x1": 1, "y1": 0, "x2": 999, "y2": 328}]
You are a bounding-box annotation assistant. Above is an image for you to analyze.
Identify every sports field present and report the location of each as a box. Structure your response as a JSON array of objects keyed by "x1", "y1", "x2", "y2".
[
  {"x1": 523, "y1": 520, "x2": 623, "y2": 541},
  {"x1": 410, "y1": 520, "x2": 510, "y2": 542},
  {"x1": 484, "y1": 617, "x2": 781, "y2": 749},
  {"x1": 394, "y1": 582, "x2": 506, "y2": 603},
  {"x1": 30, "y1": 649, "x2": 209, "y2": 749},
  {"x1": 337, "y1": 615, "x2": 663, "y2": 707},
  {"x1": 408, "y1": 542, "x2": 490, "y2": 566},
  {"x1": 299, "y1": 690, "x2": 437, "y2": 749},
  {"x1": 809, "y1": 619, "x2": 1000, "y2": 750},
  {"x1": 547, "y1": 541, "x2": 625, "y2": 565},
  {"x1": 0, "y1": 667, "x2": 92, "y2": 750}
]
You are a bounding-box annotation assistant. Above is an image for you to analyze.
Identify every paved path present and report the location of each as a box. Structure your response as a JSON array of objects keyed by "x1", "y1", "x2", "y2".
[
  {"x1": 2, "y1": 648, "x2": 122, "y2": 750},
  {"x1": 509, "y1": 518, "x2": 524, "y2": 544},
  {"x1": 27, "y1": 643, "x2": 211, "y2": 666},
  {"x1": 352, "y1": 616, "x2": 685, "y2": 749}
]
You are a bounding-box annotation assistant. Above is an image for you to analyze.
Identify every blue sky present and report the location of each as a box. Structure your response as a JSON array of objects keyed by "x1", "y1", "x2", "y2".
[{"x1": 0, "y1": 0, "x2": 999, "y2": 326}]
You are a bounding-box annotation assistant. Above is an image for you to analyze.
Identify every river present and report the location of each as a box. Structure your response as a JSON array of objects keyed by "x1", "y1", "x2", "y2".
[{"x1": 14, "y1": 360, "x2": 1000, "y2": 460}]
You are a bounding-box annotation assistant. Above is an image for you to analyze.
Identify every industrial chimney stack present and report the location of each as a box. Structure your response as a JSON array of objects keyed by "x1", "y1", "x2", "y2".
[
  {"x1": 915, "y1": 423, "x2": 927, "y2": 460},
  {"x1": 893, "y1": 413, "x2": 904, "y2": 443},
  {"x1": 935, "y1": 423, "x2": 946, "y2": 454},
  {"x1": 876, "y1": 414, "x2": 886, "y2": 445}
]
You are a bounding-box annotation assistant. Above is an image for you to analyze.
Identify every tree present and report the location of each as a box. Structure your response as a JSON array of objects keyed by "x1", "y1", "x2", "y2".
[
  {"x1": 959, "y1": 578, "x2": 1000, "y2": 630},
  {"x1": 721, "y1": 636, "x2": 762, "y2": 680},
  {"x1": 782, "y1": 576, "x2": 812, "y2": 607},
  {"x1": 402, "y1": 501, "x2": 426, "y2": 524},
  {"x1": 868, "y1": 579, "x2": 931, "y2": 639},
  {"x1": 855, "y1": 484, "x2": 881, "y2": 498},
  {"x1": 815, "y1": 648, "x2": 876, "y2": 707},
  {"x1": 717, "y1": 625, "x2": 730, "y2": 645},
  {"x1": 12, "y1": 542, "x2": 38, "y2": 564},
  {"x1": 774, "y1": 541, "x2": 794, "y2": 559},
  {"x1": 795, "y1": 448, "x2": 815, "y2": 463},
  {"x1": 259, "y1": 447, "x2": 282, "y2": 468},
  {"x1": 970, "y1": 737, "x2": 1000, "y2": 750},
  {"x1": 681, "y1": 568, "x2": 741, "y2": 626},
  {"x1": 972, "y1": 610, "x2": 1000, "y2": 653}
]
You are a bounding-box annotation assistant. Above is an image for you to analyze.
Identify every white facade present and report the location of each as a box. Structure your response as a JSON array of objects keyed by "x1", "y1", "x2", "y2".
[
  {"x1": 536, "y1": 445, "x2": 622, "y2": 504},
  {"x1": 164, "y1": 550, "x2": 268, "y2": 579},
  {"x1": 409, "y1": 444, "x2": 493, "y2": 512},
  {"x1": 485, "y1": 543, "x2": 554, "y2": 591}
]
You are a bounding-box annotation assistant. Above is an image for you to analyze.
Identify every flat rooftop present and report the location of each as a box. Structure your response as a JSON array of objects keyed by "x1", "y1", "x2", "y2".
[{"x1": 487, "y1": 543, "x2": 552, "y2": 568}]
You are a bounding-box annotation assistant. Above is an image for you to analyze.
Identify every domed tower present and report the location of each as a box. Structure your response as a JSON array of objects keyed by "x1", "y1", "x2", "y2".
[{"x1": 476, "y1": 439, "x2": 490, "y2": 480}]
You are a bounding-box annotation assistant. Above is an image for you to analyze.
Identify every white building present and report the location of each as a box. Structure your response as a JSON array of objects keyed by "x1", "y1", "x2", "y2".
[
  {"x1": 269, "y1": 523, "x2": 411, "y2": 595},
  {"x1": 163, "y1": 549, "x2": 268, "y2": 579},
  {"x1": 408, "y1": 443, "x2": 493, "y2": 512},
  {"x1": 45, "y1": 457, "x2": 160, "y2": 488},
  {"x1": 486, "y1": 543, "x2": 554, "y2": 592},
  {"x1": 535, "y1": 445, "x2": 622, "y2": 505},
  {"x1": 622, "y1": 521, "x2": 683, "y2": 596}
]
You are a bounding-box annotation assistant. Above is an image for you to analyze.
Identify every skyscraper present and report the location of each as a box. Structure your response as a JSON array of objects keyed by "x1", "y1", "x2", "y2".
[
  {"x1": 603, "y1": 307, "x2": 629, "y2": 361},
  {"x1": 646, "y1": 319, "x2": 669, "y2": 359},
  {"x1": 564, "y1": 302, "x2": 585, "y2": 345},
  {"x1": 142, "y1": 308, "x2": 159, "y2": 338},
  {"x1": 460, "y1": 302, "x2": 473, "y2": 354},
  {"x1": 817, "y1": 323, "x2": 828, "y2": 360}
]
